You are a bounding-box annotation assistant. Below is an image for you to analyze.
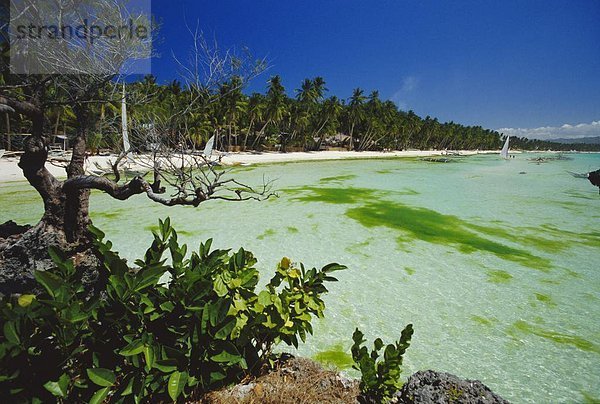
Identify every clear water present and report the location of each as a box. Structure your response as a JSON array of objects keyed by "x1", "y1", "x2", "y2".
[{"x1": 1, "y1": 153, "x2": 599, "y2": 403}]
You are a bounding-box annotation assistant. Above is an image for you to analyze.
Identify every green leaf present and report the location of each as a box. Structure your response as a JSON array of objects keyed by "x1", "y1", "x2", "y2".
[
  {"x1": 168, "y1": 371, "x2": 188, "y2": 402},
  {"x1": 160, "y1": 301, "x2": 175, "y2": 312},
  {"x1": 213, "y1": 275, "x2": 228, "y2": 297},
  {"x1": 87, "y1": 368, "x2": 116, "y2": 387},
  {"x1": 134, "y1": 266, "x2": 166, "y2": 292},
  {"x1": 144, "y1": 345, "x2": 155, "y2": 369},
  {"x1": 155, "y1": 359, "x2": 178, "y2": 373},
  {"x1": 17, "y1": 294, "x2": 35, "y2": 307},
  {"x1": 119, "y1": 339, "x2": 145, "y2": 356},
  {"x1": 88, "y1": 224, "x2": 106, "y2": 240},
  {"x1": 89, "y1": 386, "x2": 110, "y2": 404},
  {"x1": 3, "y1": 321, "x2": 19, "y2": 344},
  {"x1": 257, "y1": 290, "x2": 271, "y2": 306},
  {"x1": 43, "y1": 373, "x2": 69, "y2": 398},
  {"x1": 210, "y1": 344, "x2": 242, "y2": 363},
  {"x1": 214, "y1": 318, "x2": 236, "y2": 339},
  {"x1": 120, "y1": 376, "x2": 134, "y2": 396},
  {"x1": 47, "y1": 246, "x2": 65, "y2": 265},
  {"x1": 209, "y1": 371, "x2": 226, "y2": 383},
  {"x1": 34, "y1": 270, "x2": 64, "y2": 297},
  {"x1": 322, "y1": 263, "x2": 347, "y2": 273}
]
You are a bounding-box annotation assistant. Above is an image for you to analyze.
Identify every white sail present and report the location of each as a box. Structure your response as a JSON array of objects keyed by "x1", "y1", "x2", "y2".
[
  {"x1": 121, "y1": 84, "x2": 132, "y2": 162},
  {"x1": 500, "y1": 136, "x2": 510, "y2": 159},
  {"x1": 203, "y1": 135, "x2": 215, "y2": 158}
]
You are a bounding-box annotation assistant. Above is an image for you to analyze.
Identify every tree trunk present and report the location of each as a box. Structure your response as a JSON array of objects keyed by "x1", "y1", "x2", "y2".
[
  {"x1": 349, "y1": 123, "x2": 355, "y2": 151},
  {"x1": 0, "y1": 100, "x2": 100, "y2": 296},
  {"x1": 242, "y1": 118, "x2": 254, "y2": 151},
  {"x1": 5, "y1": 113, "x2": 10, "y2": 151}
]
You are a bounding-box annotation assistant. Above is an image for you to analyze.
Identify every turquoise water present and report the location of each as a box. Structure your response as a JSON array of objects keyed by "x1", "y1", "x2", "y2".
[{"x1": 1, "y1": 153, "x2": 599, "y2": 403}]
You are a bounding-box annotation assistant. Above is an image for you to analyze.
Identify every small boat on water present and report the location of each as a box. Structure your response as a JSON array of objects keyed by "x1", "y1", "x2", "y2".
[
  {"x1": 202, "y1": 135, "x2": 222, "y2": 166},
  {"x1": 203, "y1": 135, "x2": 215, "y2": 158},
  {"x1": 0, "y1": 149, "x2": 5, "y2": 159},
  {"x1": 500, "y1": 136, "x2": 510, "y2": 159}
]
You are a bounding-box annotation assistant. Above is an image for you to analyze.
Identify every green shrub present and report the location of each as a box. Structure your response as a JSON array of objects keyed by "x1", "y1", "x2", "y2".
[
  {"x1": 351, "y1": 325, "x2": 414, "y2": 403},
  {"x1": 0, "y1": 218, "x2": 345, "y2": 402}
]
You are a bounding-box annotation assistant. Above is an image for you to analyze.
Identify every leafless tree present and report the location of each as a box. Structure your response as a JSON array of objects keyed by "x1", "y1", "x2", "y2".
[{"x1": 0, "y1": 0, "x2": 271, "y2": 295}]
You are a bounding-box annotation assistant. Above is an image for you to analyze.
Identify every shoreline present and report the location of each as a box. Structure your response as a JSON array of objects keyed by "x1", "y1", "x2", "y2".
[
  {"x1": 0, "y1": 150, "x2": 492, "y2": 183},
  {"x1": 0, "y1": 148, "x2": 587, "y2": 184}
]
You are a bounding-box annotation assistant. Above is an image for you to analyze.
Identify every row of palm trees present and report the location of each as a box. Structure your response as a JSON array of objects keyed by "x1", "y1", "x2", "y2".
[
  {"x1": 5, "y1": 73, "x2": 597, "y2": 153},
  {"x1": 122, "y1": 75, "x2": 503, "y2": 152}
]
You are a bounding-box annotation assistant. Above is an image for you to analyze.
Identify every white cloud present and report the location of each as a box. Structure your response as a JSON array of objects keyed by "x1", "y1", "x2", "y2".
[
  {"x1": 391, "y1": 76, "x2": 419, "y2": 110},
  {"x1": 400, "y1": 76, "x2": 419, "y2": 92},
  {"x1": 497, "y1": 120, "x2": 600, "y2": 140}
]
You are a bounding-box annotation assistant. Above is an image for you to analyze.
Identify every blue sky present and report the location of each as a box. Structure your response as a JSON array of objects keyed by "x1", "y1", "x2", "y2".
[{"x1": 151, "y1": 1, "x2": 600, "y2": 138}]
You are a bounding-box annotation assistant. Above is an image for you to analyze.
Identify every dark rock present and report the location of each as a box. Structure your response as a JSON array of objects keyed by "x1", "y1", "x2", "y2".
[
  {"x1": 0, "y1": 223, "x2": 102, "y2": 297},
  {"x1": 394, "y1": 370, "x2": 509, "y2": 404},
  {"x1": 0, "y1": 220, "x2": 32, "y2": 239},
  {"x1": 588, "y1": 169, "x2": 600, "y2": 190}
]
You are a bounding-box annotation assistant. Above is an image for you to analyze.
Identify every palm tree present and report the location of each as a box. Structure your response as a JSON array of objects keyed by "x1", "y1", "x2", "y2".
[
  {"x1": 218, "y1": 76, "x2": 247, "y2": 148},
  {"x1": 242, "y1": 93, "x2": 264, "y2": 150},
  {"x1": 254, "y1": 75, "x2": 287, "y2": 149},
  {"x1": 314, "y1": 95, "x2": 343, "y2": 149},
  {"x1": 347, "y1": 88, "x2": 366, "y2": 151}
]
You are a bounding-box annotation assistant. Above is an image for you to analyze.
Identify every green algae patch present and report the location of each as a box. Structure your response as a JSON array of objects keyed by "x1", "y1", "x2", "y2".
[
  {"x1": 534, "y1": 293, "x2": 557, "y2": 307},
  {"x1": 286, "y1": 226, "x2": 299, "y2": 234},
  {"x1": 397, "y1": 188, "x2": 420, "y2": 196},
  {"x1": 286, "y1": 186, "x2": 380, "y2": 205},
  {"x1": 318, "y1": 174, "x2": 357, "y2": 184},
  {"x1": 226, "y1": 164, "x2": 257, "y2": 173},
  {"x1": 564, "y1": 190, "x2": 597, "y2": 200},
  {"x1": 471, "y1": 315, "x2": 497, "y2": 327},
  {"x1": 469, "y1": 223, "x2": 566, "y2": 254},
  {"x1": 487, "y1": 270, "x2": 513, "y2": 284},
  {"x1": 510, "y1": 320, "x2": 600, "y2": 355},
  {"x1": 345, "y1": 238, "x2": 373, "y2": 257},
  {"x1": 404, "y1": 267, "x2": 416, "y2": 276},
  {"x1": 345, "y1": 201, "x2": 552, "y2": 270},
  {"x1": 538, "y1": 225, "x2": 600, "y2": 248},
  {"x1": 313, "y1": 344, "x2": 354, "y2": 370},
  {"x1": 257, "y1": 228, "x2": 276, "y2": 240},
  {"x1": 285, "y1": 185, "x2": 417, "y2": 206},
  {"x1": 581, "y1": 391, "x2": 600, "y2": 404},
  {"x1": 540, "y1": 278, "x2": 561, "y2": 285},
  {"x1": 175, "y1": 229, "x2": 194, "y2": 237},
  {"x1": 91, "y1": 210, "x2": 123, "y2": 220}
]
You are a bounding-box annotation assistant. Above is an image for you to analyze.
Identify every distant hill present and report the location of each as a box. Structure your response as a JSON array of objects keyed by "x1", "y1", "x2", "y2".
[{"x1": 546, "y1": 136, "x2": 600, "y2": 144}]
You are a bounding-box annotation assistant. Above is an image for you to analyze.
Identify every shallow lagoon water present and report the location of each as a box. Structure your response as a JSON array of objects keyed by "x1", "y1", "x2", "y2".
[{"x1": 1, "y1": 153, "x2": 599, "y2": 403}]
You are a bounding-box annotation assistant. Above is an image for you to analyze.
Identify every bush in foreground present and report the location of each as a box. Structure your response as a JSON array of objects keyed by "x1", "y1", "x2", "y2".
[
  {"x1": 0, "y1": 218, "x2": 345, "y2": 402},
  {"x1": 352, "y1": 326, "x2": 414, "y2": 403}
]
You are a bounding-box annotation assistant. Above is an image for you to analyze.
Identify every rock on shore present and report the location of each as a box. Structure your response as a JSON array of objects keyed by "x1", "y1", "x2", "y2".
[{"x1": 394, "y1": 370, "x2": 510, "y2": 404}]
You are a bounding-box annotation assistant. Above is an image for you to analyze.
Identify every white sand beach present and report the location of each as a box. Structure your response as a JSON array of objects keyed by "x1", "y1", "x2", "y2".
[{"x1": 0, "y1": 150, "x2": 499, "y2": 183}]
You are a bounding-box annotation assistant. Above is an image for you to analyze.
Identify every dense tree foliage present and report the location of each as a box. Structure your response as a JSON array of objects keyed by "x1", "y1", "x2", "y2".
[
  {"x1": 122, "y1": 75, "x2": 505, "y2": 152},
  {"x1": 3, "y1": 73, "x2": 599, "y2": 152},
  {"x1": 509, "y1": 136, "x2": 600, "y2": 152}
]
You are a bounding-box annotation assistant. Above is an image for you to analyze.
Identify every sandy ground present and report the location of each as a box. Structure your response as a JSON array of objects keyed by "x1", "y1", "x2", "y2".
[{"x1": 0, "y1": 150, "x2": 500, "y2": 183}]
